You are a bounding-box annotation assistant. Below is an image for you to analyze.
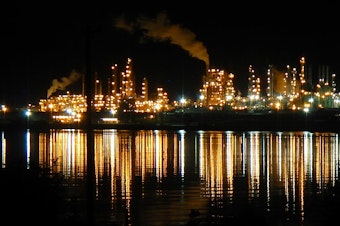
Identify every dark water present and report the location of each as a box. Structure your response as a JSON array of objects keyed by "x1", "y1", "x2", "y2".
[{"x1": 1, "y1": 129, "x2": 340, "y2": 226}]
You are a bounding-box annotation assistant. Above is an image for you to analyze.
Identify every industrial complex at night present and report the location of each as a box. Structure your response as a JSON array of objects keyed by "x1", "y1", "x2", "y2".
[{"x1": 1, "y1": 56, "x2": 340, "y2": 130}]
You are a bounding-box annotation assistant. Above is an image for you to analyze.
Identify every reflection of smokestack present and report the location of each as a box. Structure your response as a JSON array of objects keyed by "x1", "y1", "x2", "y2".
[
  {"x1": 114, "y1": 11, "x2": 210, "y2": 68},
  {"x1": 47, "y1": 70, "x2": 82, "y2": 98}
]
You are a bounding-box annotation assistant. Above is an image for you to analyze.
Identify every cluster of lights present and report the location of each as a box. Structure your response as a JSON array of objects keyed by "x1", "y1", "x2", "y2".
[{"x1": 3, "y1": 57, "x2": 338, "y2": 125}]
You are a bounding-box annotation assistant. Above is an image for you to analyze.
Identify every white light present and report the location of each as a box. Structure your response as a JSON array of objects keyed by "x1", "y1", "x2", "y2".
[{"x1": 25, "y1": 109, "x2": 31, "y2": 117}]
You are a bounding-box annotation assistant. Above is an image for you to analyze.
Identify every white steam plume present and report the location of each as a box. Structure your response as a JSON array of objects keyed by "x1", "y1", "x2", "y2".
[
  {"x1": 114, "y1": 12, "x2": 210, "y2": 68},
  {"x1": 47, "y1": 70, "x2": 82, "y2": 98}
]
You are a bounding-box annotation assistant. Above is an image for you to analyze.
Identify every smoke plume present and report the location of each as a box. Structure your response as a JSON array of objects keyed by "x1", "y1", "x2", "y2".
[
  {"x1": 114, "y1": 12, "x2": 210, "y2": 68},
  {"x1": 47, "y1": 70, "x2": 82, "y2": 98}
]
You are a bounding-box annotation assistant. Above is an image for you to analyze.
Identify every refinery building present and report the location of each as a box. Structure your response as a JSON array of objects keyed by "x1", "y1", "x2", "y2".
[{"x1": 35, "y1": 56, "x2": 339, "y2": 123}]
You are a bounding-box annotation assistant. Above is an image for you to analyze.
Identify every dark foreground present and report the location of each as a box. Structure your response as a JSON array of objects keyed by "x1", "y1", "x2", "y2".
[{"x1": 2, "y1": 163, "x2": 340, "y2": 226}]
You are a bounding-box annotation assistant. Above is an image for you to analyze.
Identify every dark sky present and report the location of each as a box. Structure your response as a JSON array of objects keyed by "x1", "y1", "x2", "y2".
[{"x1": 2, "y1": 1, "x2": 340, "y2": 108}]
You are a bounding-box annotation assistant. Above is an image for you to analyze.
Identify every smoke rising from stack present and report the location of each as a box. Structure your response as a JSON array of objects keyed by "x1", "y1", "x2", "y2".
[
  {"x1": 47, "y1": 70, "x2": 82, "y2": 98},
  {"x1": 114, "y1": 11, "x2": 210, "y2": 69}
]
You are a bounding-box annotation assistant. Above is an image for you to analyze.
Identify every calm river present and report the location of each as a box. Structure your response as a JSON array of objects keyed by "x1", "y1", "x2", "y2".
[{"x1": 1, "y1": 129, "x2": 340, "y2": 226}]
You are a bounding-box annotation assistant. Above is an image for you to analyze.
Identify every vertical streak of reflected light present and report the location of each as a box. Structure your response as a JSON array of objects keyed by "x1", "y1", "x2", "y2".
[
  {"x1": 266, "y1": 133, "x2": 272, "y2": 211},
  {"x1": 110, "y1": 130, "x2": 117, "y2": 198},
  {"x1": 212, "y1": 132, "x2": 223, "y2": 197},
  {"x1": 277, "y1": 133, "x2": 288, "y2": 212},
  {"x1": 94, "y1": 130, "x2": 104, "y2": 196},
  {"x1": 134, "y1": 130, "x2": 143, "y2": 177},
  {"x1": 173, "y1": 132, "x2": 179, "y2": 176},
  {"x1": 335, "y1": 134, "x2": 339, "y2": 181},
  {"x1": 315, "y1": 134, "x2": 322, "y2": 190},
  {"x1": 48, "y1": 131, "x2": 54, "y2": 171},
  {"x1": 194, "y1": 133, "x2": 199, "y2": 175},
  {"x1": 66, "y1": 130, "x2": 73, "y2": 177},
  {"x1": 225, "y1": 131, "x2": 233, "y2": 199},
  {"x1": 162, "y1": 132, "x2": 168, "y2": 180},
  {"x1": 143, "y1": 130, "x2": 155, "y2": 179},
  {"x1": 198, "y1": 131, "x2": 204, "y2": 179},
  {"x1": 145, "y1": 130, "x2": 155, "y2": 179},
  {"x1": 123, "y1": 133, "x2": 132, "y2": 201},
  {"x1": 135, "y1": 130, "x2": 143, "y2": 180},
  {"x1": 1, "y1": 131, "x2": 5, "y2": 168},
  {"x1": 209, "y1": 134, "x2": 214, "y2": 193},
  {"x1": 154, "y1": 130, "x2": 160, "y2": 181},
  {"x1": 242, "y1": 132, "x2": 246, "y2": 176},
  {"x1": 290, "y1": 134, "x2": 296, "y2": 214},
  {"x1": 324, "y1": 135, "x2": 330, "y2": 186},
  {"x1": 280, "y1": 133, "x2": 288, "y2": 214},
  {"x1": 277, "y1": 132, "x2": 282, "y2": 181},
  {"x1": 136, "y1": 130, "x2": 150, "y2": 179},
  {"x1": 154, "y1": 130, "x2": 168, "y2": 183},
  {"x1": 261, "y1": 133, "x2": 267, "y2": 179},
  {"x1": 179, "y1": 130, "x2": 185, "y2": 179},
  {"x1": 298, "y1": 133, "x2": 306, "y2": 219},
  {"x1": 60, "y1": 131, "x2": 67, "y2": 176},
  {"x1": 322, "y1": 134, "x2": 327, "y2": 188},
  {"x1": 26, "y1": 129, "x2": 30, "y2": 169},
  {"x1": 248, "y1": 132, "x2": 260, "y2": 199},
  {"x1": 303, "y1": 132, "x2": 312, "y2": 180},
  {"x1": 284, "y1": 134, "x2": 291, "y2": 217},
  {"x1": 328, "y1": 134, "x2": 336, "y2": 186},
  {"x1": 38, "y1": 132, "x2": 47, "y2": 169}
]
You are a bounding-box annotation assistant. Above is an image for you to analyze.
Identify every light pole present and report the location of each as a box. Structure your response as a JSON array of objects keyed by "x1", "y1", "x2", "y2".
[
  {"x1": 1, "y1": 104, "x2": 7, "y2": 119},
  {"x1": 180, "y1": 97, "x2": 186, "y2": 112},
  {"x1": 25, "y1": 109, "x2": 31, "y2": 129},
  {"x1": 303, "y1": 107, "x2": 309, "y2": 129}
]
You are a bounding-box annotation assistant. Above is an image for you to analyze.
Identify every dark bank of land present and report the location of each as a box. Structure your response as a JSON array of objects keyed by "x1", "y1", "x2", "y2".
[
  {"x1": 137, "y1": 108, "x2": 340, "y2": 132},
  {"x1": 2, "y1": 108, "x2": 340, "y2": 132}
]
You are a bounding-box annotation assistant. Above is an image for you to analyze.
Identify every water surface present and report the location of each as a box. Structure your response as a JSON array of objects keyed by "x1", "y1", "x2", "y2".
[{"x1": 1, "y1": 129, "x2": 340, "y2": 225}]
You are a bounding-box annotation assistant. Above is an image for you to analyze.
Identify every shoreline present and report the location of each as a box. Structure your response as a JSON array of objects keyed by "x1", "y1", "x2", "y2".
[{"x1": 1, "y1": 108, "x2": 340, "y2": 132}]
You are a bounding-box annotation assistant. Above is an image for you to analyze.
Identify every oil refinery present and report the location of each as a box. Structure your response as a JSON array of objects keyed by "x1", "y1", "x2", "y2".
[{"x1": 1, "y1": 56, "x2": 340, "y2": 131}]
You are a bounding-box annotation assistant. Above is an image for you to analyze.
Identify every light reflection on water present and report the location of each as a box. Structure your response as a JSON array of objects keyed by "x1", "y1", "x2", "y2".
[{"x1": 1, "y1": 129, "x2": 340, "y2": 225}]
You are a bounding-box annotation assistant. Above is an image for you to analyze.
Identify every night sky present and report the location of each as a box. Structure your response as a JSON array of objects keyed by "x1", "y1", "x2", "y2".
[{"x1": 2, "y1": 1, "x2": 340, "y2": 108}]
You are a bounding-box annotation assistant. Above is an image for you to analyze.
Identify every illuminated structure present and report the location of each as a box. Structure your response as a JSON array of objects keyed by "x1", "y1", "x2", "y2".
[
  {"x1": 266, "y1": 65, "x2": 274, "y2": 100},
  {"x1": 35, "y1": 56, "x2": 340, "y2": 123},
  {"x1": 121, "y1": 58, "x2": 136, "y2": 99},
  {"x1": 39, "y1": 92, "x2": 86, "y2": 123},
  {"x1": 247, "y1": 65, "x2": 261, "y2": 109},
  {"x1": 284, "y1": 65, "x2": 299, "y2": 100},
  {"x1": 140, "y1": 77, "x2": 148, "y2": 102},
  {"x1": 39, "y1": 57, "x2": 171, "y2": 122},
  {"x1": 315, "y1": 65, "x2": 337, "y2": 108},
  {"x1": 200, "y1": 68, "x2": 235, "y2": 109},
  {"x1": 299, "y1": 57, "x2": 306, "y2": 90}
]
